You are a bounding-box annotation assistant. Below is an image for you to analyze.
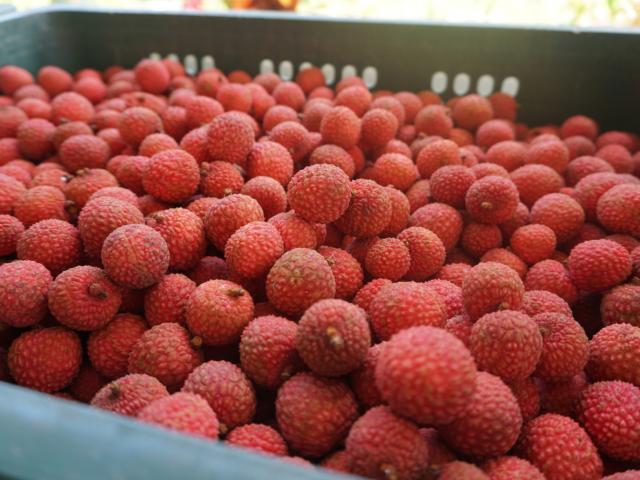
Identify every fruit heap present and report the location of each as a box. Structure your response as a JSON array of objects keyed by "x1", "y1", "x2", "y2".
[{"x1": 0, "y1": 59, "x2": 639, "y2": 480}]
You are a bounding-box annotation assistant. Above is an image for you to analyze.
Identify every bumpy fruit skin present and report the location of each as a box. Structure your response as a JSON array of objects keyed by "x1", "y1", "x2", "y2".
[
  {"x1": 48, "y1": 265, "x2": 122, "y2": 331},
  {"x1": 266, "y1": 248, "x2": 336, "y2": 317},
  {"x1": 452, "y1": 94, "x2": 493, "y2": 130},
  {"x1": 78, "y1": 196, "x2": 144, "y2": 259},
  {"x1": 436, "y1": 263, "x2": 471, "y2": 287},
  {"x1": 525, "y1": 259, "x2": 578, "y2": 305},
  {"x1": 128, "y1": 323, "x2": 203, "y2": 390},
  {"x1": 182, "y1": 360, "x2": 255, "y2": 431},
  {"x1": 568, "y1": 239, "x2": 631, "y2": 292},
  {"x1": 470, "y1": 311, "x2": 542, "y2": 382},
  {"x1": 204, "y1": 194, "x2": 265, "y2": 251},
  {"x1": 376, "y1": 326, "x2": 477, "y2": 425},
  {"x1": 88, "y1": 314, "x2": 147, "y2": 379},
  {"x1": 91, "y1": 373, "x2": 168, "y2": 416},
  {"x1": 369, "y1": 282, "x2": 446, "y2": 340},
  {"x1": 429, "y1": 165, "x2": 476, "y2": 209},
  {"x1": 138, "y1": 392, "x2": 219, "y2": 440},
  {"x1": 438, "y1": 462, "x2": 489, "y2": 480},
  {"x1": 335, "y1": 179, "x2": 392, "y2": 238},
  {"x1": 14, "y1": 185, "x2": 67, "y2": 227},
  {"x1": 241, "y1": 176, "x2": 287, "y2": 219},
  {"x1": 0, "y1": 260, "x2": 52, "y2": 327},
  {"x1": 320, "y1": 450, "x2": 352, "y2": 473},
  {"x1": 318, "y1": 246, "x2": 363, "y2": 300},
  {"x1": 597, "y1": 183, "x2": 640, "y2": 237},
  {"x1": 0, "y1": 214, "x2": 23, "y2": 255},
  {"x1": 102, "y1": 224, "x2": 170, "y2": 289},
  {"x1": 482, "y1": 456, "x2": 545, "y2": 480},
  {"x1": 510, "y1": 224, "x2": 556, "y2": 265},
  {"x1": 287, "y1": 164, "x2": 351, "y2": 224},
  {"x1": 381, "y1": 186, "x2": 410, "y2": 236},
  {"x1": 59, "y1": 135, "x2": 110, "y2": 172},
  {"x1": 246, "y1": 141, "x2": 294, "y2": 186},
  {"x1": 439, "y1": 372, "x2": 522, "y2": 457},
  {"x1": 372, "y1": 153, "x2": 417, "y2": 191},
  {"x1": 602, "y1": 471, "x2": 640, "y2": 480},
  {"x1": 510, "y1": 164, "x2": 565, "y2": 207},
  {"x1": 462, "y1": 223, "x2": 503, "y2": 259},
  {"x1": 346, "y1": 406, "x2": 429, "y2": 480},
  {"x1": 200, "y1": 160, "x2": 243, "y2": 198},
  {"x1": 518, "y1": 414, "x2": 603, "y2": 480},
  {"x1": 146, "y1": 208, "x2": 206, "y2": 272},
  {"x1": 364, "y1": 238, "x2": 410, "y2": 281},
  {"x1": 353, "y1": 278, "x2": 392, "y2": 313},
  {"x1": 16, "y1": 218, "x2": 80, "y2": 275},
  {"x1": 296, "y1": 299, "x2": 370, "y2": 377},
  {"x1": 65, "y1": 168, "x2": 119, "y2": 209},
  {"x1": 268, "y1": 211, "x2": 316, "y2": 251},
  {"x1": 240, "y1": 315, "x2": 300, "y2": 389},
  {"x1": 409, "y1": 203, "x2": 463, "y2": 252},
  {"x1": 529, "y1": 192, "x2": 585, "y2": 244},
  {"x1": 415, "y1": 139, "x2": 461, "y2": 179},
  {"x1": 118, "y1": 107, "x2": 162, "y2": 148},
  {"x1": 462, "y1": 262, "x2": 525, "y2": 321},
  {"x1": 350, "y1": 342, "x2": 385, "y2": 408},
  {"x1": 226, "y1": 424, "x2": 288, "y2": 457},
  {"x1": 534, "y1": 313, "x2": 588, "y2": 382},
  {"x1": 144, "y1": 274, "x2": 196, "y2": 327},
  {"x1": 207, "y1": 112, "x2": 255, "y2": 166},
  {"x1": 276, "y1": 372, "x2": 358, "y2": 457},
  {"x1": 465, "y1": 175, "x2": 519, "y2": 225},
  {"x1": 519, "y1": 290, "x2": 572, "y2": 317},
  {"x1": 601, "y1": 284, "x2": 640, "y2": 327},
  {"x1": 142, "y1": 149, "x2": 200, "y2": 204},
  {"x1": 185, "y1": 279, "x2": 254, "y2": 346},
  {"x1": 398, "y1": 226, "x2": 446, "y2": 281},
  {"x1": 578, "y1": 381, "x2": 640, "y2": 461},
  {"x1": 587, "y1": 323, "x2": 640, "y2": 387},
  {"x1": 8, "y1": 327, "x2": 81, "y2": 393},
  {"x1": 320, "y1": 106, "x2": 361, "y2": 149}
]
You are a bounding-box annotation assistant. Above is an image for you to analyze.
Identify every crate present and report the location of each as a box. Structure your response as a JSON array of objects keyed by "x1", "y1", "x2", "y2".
[{"x1": 0, "y1": 6, "x2": 638, "y2": 480}]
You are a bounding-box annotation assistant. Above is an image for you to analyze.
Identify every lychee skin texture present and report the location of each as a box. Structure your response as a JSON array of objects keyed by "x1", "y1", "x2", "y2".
[
  {"x1": 138, "y1": 392, "x2": 219, "y2": 440},
  {"x1": 350, "y1": 342, "x2": 386, "y2": 408},
  {"x1": 510, "y1": 224, "x2": 557, "y2": 265},
  {"x1": 8, "y1": 327, "x2": 82, "y2": 393},
  {"x1": 470, "y1": 310, "x2": 543, "y2": 382},
  {"x1": 287, "y1": 164, "x2": 352, "y2": 224},
  {"x1": 0, "y1": 214, "x2": 23, "y2": 256},
  {"x1": 601, "y1": 471, "x2": 640, "y2": 480},
  {"x1": 207, "y1": 112, "x2": 255, "y2": 166},
  {"x1": 465, "y1": 175, "x2": 519, "y2": 225},
  {"x1": 185, "y1": 279, "x2": 254, "y2": 346},
  {"x1": 144, "y1": 274, "x2": 196, "y2": 327},
  {"x1": 601, "y1": 284, "x2": 640, "y2": 327},
  {"x1": 88, "y1": 314, "x2": 147, "y2": 379},
  {"x1": 409, "y1": 203, "x2": 464, "y2": 252},
  {"x1": 429, "y1": 165, "x2": 476, "y2": 209},
  {"x1": 48, "y1": 265, "x2": 122, "y2": 331},
  {"x1": 577, "y1": 381, "x2": 640, "y2": 462},
  {"x1": 296, "y1": 299, "x2": 370, "y2": 377},
  {"x1": 587, "y1": 323, "x2": 640, "y2": 387},
  {"x1": 398, "y1": 226, "x2": 447, "y2": 281},
  {"x1": 369, "y1": 282, "x2": 447, "y2": 341},
  {"x1": 438, "y1": 461, "x2": 489, "y2": 480},
  {"x1": 452, "y1": 94, "x2": 494, "y2": 130},
  {"x1": 226, "y1": 424, "x2": 288, "y2": 457},
  {"x1": 118, "y1": 107, "x2": 162, "y2": 148},
  {"x1": 346, "y1": 406, "x2": 429, "y2": 480},
  {"x1": 567, "y1": 239, "x2": 631, "y2": 293},
  {"x1": 364, "y1": 238, "x2": 411, "y2": 281},
  {"x1": 529, "y1": 192, "x2": 585, "y2": 244},
  {"x1": 182, "y1": 360, "x2": 256, "y2": 431},
  {"x1": 510, "y1": 164, "x2": 565, "y2": 208},
  {"x1": 353, "y1": 278, "x2": 392, "y2": 313},
  {"x1": 518, "y1": 414, "x2": 603, "y2": 480},
  {"x1": 318, "y1": 246, "x2": 364, "y2": 300},
  {"x1": 205, "y1": 193, "x2": 265, "y2": 251},
  {"x1": 320, "y1": 106, "x2": 361, "y2": 149},
  {"x1": 266, "y1": 248, "x2": 336, "y2": 317},
  {"x1": 16, "y1": 218, "x2": 81, "y2": 276},
  {"x1": 246, "y1": 140, "x2": 294, "y2": 186},
  {"x1": 372, "y1": 153, "x2": 417, "y2": 191},
  {"x1": 267, "y1": 211, "x2": 316, "y2": 251},
  {"x1": 597, "y1": 184, "x2": 640, "y2": 237},
  {"x1": 0, "y1": 260, "x2": 52, "y2": 327},
  {"x1": 59, "y1": 135, "x2": 110, "y2": 172},
  {"x1": 239, "y1": 315, "x2": 300, "y2": 389},
  {"x1": 91, "y1": 373, "x2": 168, "y2": 417},
  {"x1": 376, "y1": 326, "x2": 478, "y2": 425},
  {"x1": 102, "y1": 224, "x2": 170, "y2": 289},
  {"x1": 134, "y1": 59, "x2": 170, "y2": 94},
  {"x1": 519, "y1": 290, "x2": 572, "y2": 318},
  {"x1": 241, "y1": 176, "x2": 287, "y2": 219},
  {"x1": 334, "y1": 179, "x2": 392, "y2": 238},
  {"x1": 462, "y1": 262, "x2": 525, "y2": 321},
  {"x1": 525, "y1": 259, "x2": 578, "y2": 305},
  {"x1": 142, "y1": 149, "x2": 200, "y2": 204},
  {"x1": 534, "y1": 313, "x2": 588, "y2": 382},
  {"x1": 127, "y1": 323, "x2": 203, "y2": 390},
  {"x1": 276, "y1": 372, "x2": 358, "y2": 457},
  {"x1": 415, "y1": 139, "x2": 461, "y2": 179},
  {"x1": 482, "y1": 456, "x2": 545, "y2": 480}
]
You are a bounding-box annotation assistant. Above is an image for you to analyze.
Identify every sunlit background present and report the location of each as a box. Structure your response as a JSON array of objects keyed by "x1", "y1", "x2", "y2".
[{"x1": 5, "y1": 0, "x2": 640, "y2": 27}]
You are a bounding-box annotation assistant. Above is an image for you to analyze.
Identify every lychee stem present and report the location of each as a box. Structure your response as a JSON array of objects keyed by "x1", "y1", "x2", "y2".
[
  {"x1": 219, "y1": 423, "x2": 228, "y2": 435},
  {"x1": 108, "y1": 383, "x2": 121, "y2": 399},
  {"x1": 227, "y1": 288, "x2": 245, "y2": 298},
  {"x1": 481, "y1": 201, "x2": 494, "y2": 210},
  {"x1": 88, "y1": 283, "x2": 108, "y2": 300},
  {"x1": 190, "y1": 336, "x2": 203, "y2": 349},
  {"x1": 325, "y1": 326, "x2": 344, "y2": 349},
  {"x1": 380, "y1": 463, "x2": 398, "y2": 480}
]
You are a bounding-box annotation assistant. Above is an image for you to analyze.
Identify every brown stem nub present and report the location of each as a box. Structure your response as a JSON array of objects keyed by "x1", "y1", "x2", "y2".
[
  {"x1": 498, "y1": 302, "x2": 510, "y2": 310},
  {"x1": 481, "y1": 201, "x2": 494, "y2": 210},
  {"x1": 223, "y1": 188, "x2": 233, "y2": 196},
  {"x1": 190, "y1": 336, "x2": 203, "y2": 349},
  {"x1": 227, "y1": 288, "x2": 245, "y2": 298},
  {"x1": 88, "y1": 283, "x2": 108, "y2": 300},
  {"x1": 218, "y1": 423, "x2": 228, "y2": 435},
  {"x1": 380, "y1": 464, "x2": 398, "y2": 480},
  {"x1": 108, "y1": 383, "x2": 121, "y2": 399},
  {"x1": 326, "y1": 326, "x2": 344, "y2": 349}
]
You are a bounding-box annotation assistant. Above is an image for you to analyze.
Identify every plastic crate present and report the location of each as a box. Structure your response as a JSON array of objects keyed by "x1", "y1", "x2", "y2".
[{"x1": 0, "y1": 6, "x2": 638, "y2": 480}]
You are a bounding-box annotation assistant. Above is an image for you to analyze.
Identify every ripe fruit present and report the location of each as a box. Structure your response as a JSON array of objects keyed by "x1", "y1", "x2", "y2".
[
  {"x1": 518, "y1": 414, "x2": 603, "y2": 480},
  {"x1": 102, "y1": 224, "x2": 170, "y2": 289},
  {"x1": 318, "y1": 246, "x2": 363, "y2": 300},
  {"x1": 486, "y1": 140, "x2": 527, "y2": 172},
  {"x1": 207, "y1": 112, "x2": 255, "y2": 166},
  {"x1": 226, "y1": 424, "x2": 288, "y2": 457},
  {"x1": 88, "y1": 313, "x2": 147, "y2": 379},
  {"x1": 246, "y1": 140, "x2": 294, "y2": 186},
  {"x1": 525, "y1": 259, "x2": 578, "y2": 305},
  {"x1": 144, "y1": 274, "x2": 196, "y2": 327},
  {"x1": 0, "y1": 260, "x2": 52, "y2": 327},
  {"x1": 266, "y1": 248, "x2": 336, "y2": 317},
  {"x1": 469, "y1": 310, "x2": 543, "y2": 382},
  {"x1": 182, "y1": 360, "x2": 256, "y2": 431},
  {"x1": 185, "y1": 279, "x2": 254, "y2": 346},
  {"x1": 138, "y1": 392, "x2": 219, "y2": 440},
  {"x1": 597, "y1": 183, "x2": 640, "y2": 237},
  {"x1": 587, "y1": 323, "x2": 640, "y2": 387},
  {"x1": 567, "y1": 239, "x2": 631, "y2": 292},
  {"x1": 416, "y1": 139, "x2": 461, "y2": 179},
  {"x1": 372, "y1": 153, "x2": 417, "y2": 191},
  {"x1": 429, "y1": 165, "x2": 476, "y2": 208},
  {"x1": 118, "y1": 107, "x2": 162, "y2": 148},
  {"x1": 16, "y1": 219, "x2": 81, "y2": 275},
  {"x1": 128, "y1": 323, "x2": 203, "y2": 390},
  {"x1": 204, "y1": 193, "x2": 265, "y2": 251},
  {"x1": 276, "y1": 372, "x2": 358, "y2": 457},
  {"x1": 524, "y1": 140, "x2": 570, "y2": 174},
  {"x1": 409, "y1": 203, "x2": 464, "y2": 251},
  {"x1": 91, "y1": 373, "x2": 168, "y2": 416},
  {"x1": 462, "y1": 223, "x2": 503, "y2": 259},
  {"x1": 287, "y1": 164, "x2": 351, "y2": 224},
  {"x1": 465, "y1": 175, "x2": 519, "y2": 225},
  {"x1": 134, "y1": 59, "x2": 170, "y2": 94},
  {"x1": 510, "y1": 224, "x2": 557, "y2": 265},
  {"x1": 361, "y1": 108, "x2": 398, "y2": 148},
  {"x1": 320, "y1": 106, "x2": 361, "y2": 149},
  {"x1": 601, "y1": 284, "x2": 640, "y2": 327},
  {"x1": 268, "y1": 211, "x2": 317, "y2": 251},
  {"x1": 346, "y1": 406, "x2": 429, "y2": 480},
  {"x1": 309, "y1": 144, "x2": 355, "y2": 178},
  {"x1": 364, "y1": 238, "x2": 411, "y2": 281},
  {"x1": 462, "y1": 262, "x2": 525, "y2": 321},
  {"x1": 296, "y1": 299, "x2": 370, "y2": 376},
  {"x1": 510, "y1": 164, "x2": 565, "y2": 207},
  {"x1": 13, "y1": 185, "x2": 67, "y2": 227},
  {"x1": 375, "y1": 326, "x2": 477, "y2": 425},
  {"x1": 482, "y1": 456, "x2": 545, "y2": 480},
  {"x1": 48, "y1": 265, "x2": 122, "y2": 331},
  {"x1": 59, "y1": 135, "x2": 110, "y2": 172},
  {"x1": 0, "y1": 214, "x2": 23, "y2": 256},
  {"x1": 50, "y1": 92, "x2": 94, "y2": 124},
  {"x1": 519, "y1": 290, "x2": 572, "y2": 317},
  {"x1": 350, "y1": 343, "x2": 385, "y2": 408},
  {"x1": 334, "y1": 179, "x2": 392, "y2": 238},
  {"x1": 452, "y1": 94, "x2": 493, "y2": 130},
  {"x1": 241, "y1": 176, "x2": 287, "y2": 219},
  {"x1": 8, "y1": 327, "x2": 81, "y2": 392},
  {"x1": 64, "y1": 168, "x2": 118, "y2": 209},
  {"x1": 142, "y1": 149, "x2": 200, "y2": 203},
  {"x1": 529, "y1": 192, "x2": 585, "y2": 244}
]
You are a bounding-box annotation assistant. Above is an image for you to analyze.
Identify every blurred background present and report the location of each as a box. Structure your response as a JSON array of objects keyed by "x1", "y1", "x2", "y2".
[{"x1": 5, "y1": 0, "x2": 640, "y2": 27}]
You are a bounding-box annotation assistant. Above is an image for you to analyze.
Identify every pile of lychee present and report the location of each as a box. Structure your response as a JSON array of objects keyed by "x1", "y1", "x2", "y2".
[{"x1": 0, "y1": 57, "x2": 639, "y2": 480}]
